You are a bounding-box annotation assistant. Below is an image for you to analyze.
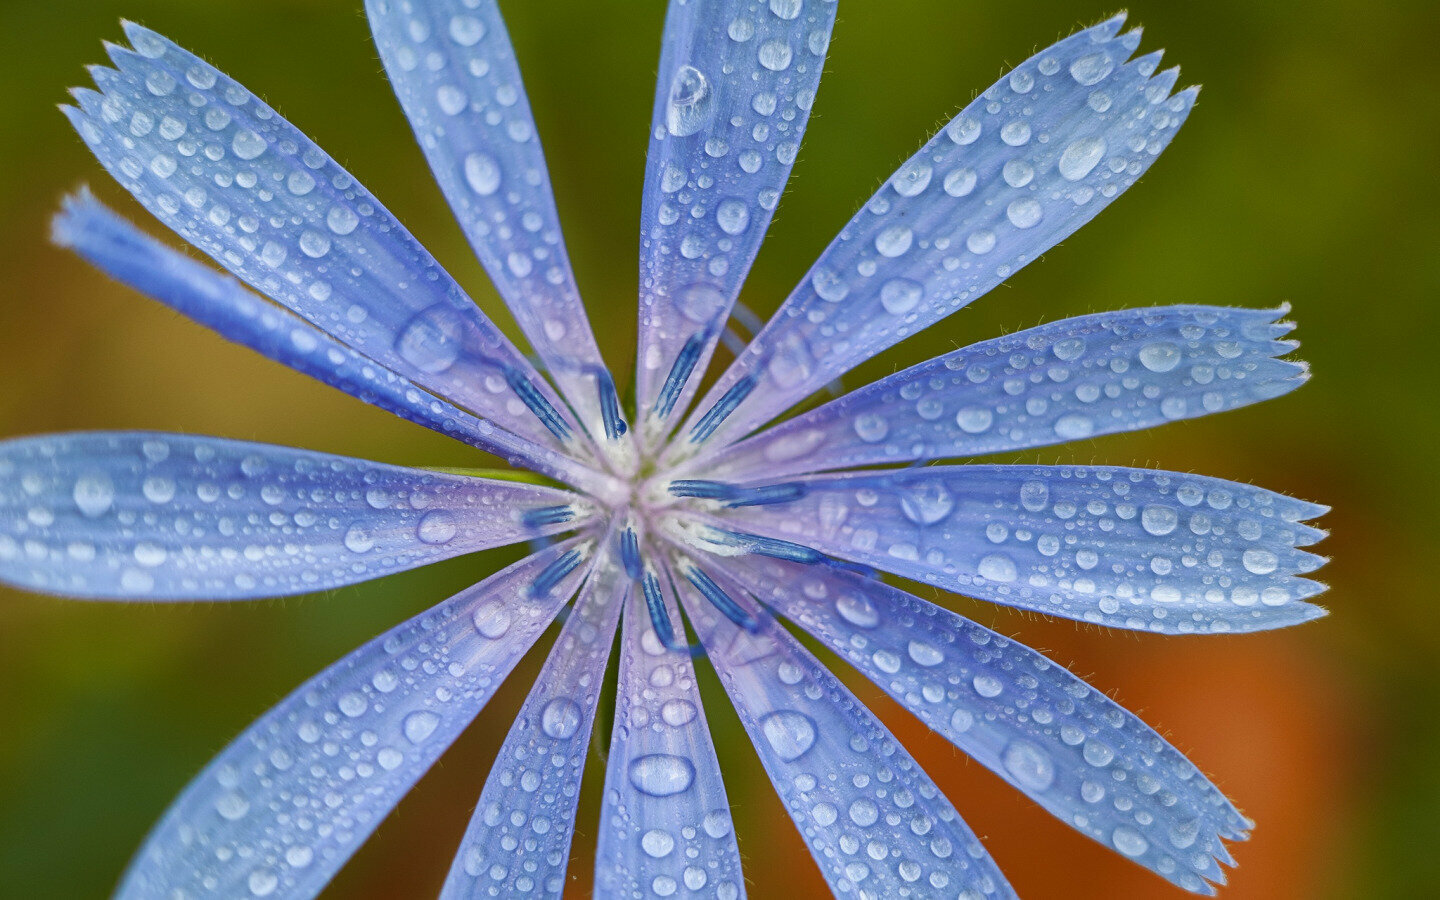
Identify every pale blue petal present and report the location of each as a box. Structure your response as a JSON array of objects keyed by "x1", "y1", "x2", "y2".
[
  {"x1": 594, "y1": 566, "x2": 744, "y2": 899},
  {"x1": 50, "y1": 190, "x2": 604, "y2": 489},
  {"x1": 673, "y1": 14, "x2": 1199, "y2": 455},
  {"x1": 731, "y1": 555, "x2": 1248, "y2": 894},
  {"x1": 365, "y1": 0, "x2": 618, "y2": 444},
  {"x1": 678, "y1": 559, "x2": 1017, "y2": 899},
  {"x1": 706, "y1": 306, "x2": 1308, "y2": 480},
  {"x1": 0, "y1": 432, "x2": 583, "y2": 600},
  {"x1": 440, "y1": 538, "x2": 627, "y2": 898},
  {"x1": 116, "y1": 542, "x2": 591, "y2": 900},
  {"x1": 710, "y1": 465, "x2": 1327, "y2": 634},
  {"x1": 634, "y1": 0, "x2": 837, "y2": 444},
  {"x1": 65, "y1": 23, "x2": 586, "y2": 455}
]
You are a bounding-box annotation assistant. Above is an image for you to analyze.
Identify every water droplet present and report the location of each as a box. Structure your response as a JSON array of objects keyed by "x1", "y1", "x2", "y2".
[
  {"x1": 463, "y1": 152, "x2": 501, "y2": 196},
  {"x1": 812, "y1": 267, "x2": 849, "y2": 302},
  {"x1": 1006, "y1": 198, "x2": 1042, "y2": 229},
  {"x1": 403, "y1": 710, "x2": 440, "y2": 744},
  {"x1": 665, "y1": 65, "x2": 713, "y2": 137},
  {"x1": 1059, "y1": 137, "x2": 1106, "y2": 181},
  {"x1": 836, "y1": 593, "x2": 880, "y2": 628},
  {"x1": 541, "y1": 698, "x2": 581, "y2": 739},
  {"x1": 472, "y1": 603, "x2": 512, "y2": 639},
  {"x1": 1020, "y1": 479, "x2": 1050, "y2": 512},
  {"x1": 908, "y1": 641, "x2": 944, "y2": 667},
  {"x1": 1141, "y1": 505, "x2": 1178, "y2": 536},
  {"x1": 142, "y1": 476, "x2": 176, "y2": 504},
  {"x1": 758, "y1": 40, "x2": 793, "y2": 72},
  {"x1": 965, "y1": 229, "x2": 996, "y2": 254},
  {"x1": 628, "y1": 754, "x2": 695, "y2": 796},
  {"x1": 377, "y1": 747, "x2": 404, "y2": 770},
  {"x1": 641, "y1": 829, "x2": 675, "y2": 858},
  {"x1": 232, "y1": 129, "x2": 266, "y2": 160},
  {"x1": 448, "y1": 15, "x2": 486, "y2": 46},
  {"x1": 716, "y1": 198, "x2": 750, "y2": 235},
  {"x1": 892, "y1": 160, "x2": 933, "y2": 197},
  {"x1": 955, "y1": 406, "x2": 993, "y2": 434},
  {"x1": 298, "y1": 231, "x2": 331, "y2": 258},
  {"x1": 436, "y1": 84, "x2": 468, "y2": 115},
  {"x1": 661, "y1": 699, "x2": 697, "y2": 727},
  {"x1": 879, "y1": 278, "x2": 923, "y2": 315},
  {"x1": 942, "y1": 167, "x2": 977, "y2": 197},
  {"x1": 73, "y1": 473, "x2": 115, "y2": 518},
  {"x1": 326, "y1": 204, "x2": 359, "y2": 235},
  {"x1": 703, "y1": 809, "x2": 733, "y2": 839},
  {"x1": 247, "y1": 868, "x2": 278, "y2": 897},
  {"x1": 1112, "y1": 826, "x2": 1149, "y2": 858},
  {"x1": 972, "y1": 674, "x2": 1003, "y2": 697},
  {"x1": 1243, "y1": 548, "x2": 1278, "y2": 575},
  {"x1": 1000, "y1": 120, "x2": 1031, "y2": 146},
  {"x1": 286, "y1": 846, "x2": 314, "y2": 868},
  {"x1": 215, "y1": 791, "x2": 250, "y2": 821},
  {"x1": 1054, "y1": 413, "x2": 1094, "y2": 439},
  {"x1": 900, "y1": 481, "x2": 954, "y2": 525},
  {"x1": 417, "y1": 510, "x2": 457, "y2": 544},
  {"x1": 848, "y1": 798, "x2": 879, "y2": 827},
  {"x1": 396, "y1": 305, "x2": 464, "y2": 373},
  {"x1": 769, "y1": 0, "x2": 802, "y2": 20},
  {"x1": 949, "y1": 708, "x2": 974, "y2": 733},
  {"x1": 760, "y1": 710, "x2": 817, "y2": 761},
  {"x1": 1082, "y1": 740, "x2": 1115, "y2": 767},
  {"x1": 977, "y1": 554, "x2": 1017, "y2": 583},
  {"x1": 1138, "y1": 341, "x2": 1181, "y2": 372},
  {"x1": 853, "y1": 413, "x2": 888, "y2": 443},
  {"x1": 1003, "y1": 740, "x2": 1055, "y2": 791},
  {"x1": 1070, "y1": 52, "x2": 1115, "y2": 86},
  {"x1": 874, "y1": 225, "x2": 913, "y2": 258}
]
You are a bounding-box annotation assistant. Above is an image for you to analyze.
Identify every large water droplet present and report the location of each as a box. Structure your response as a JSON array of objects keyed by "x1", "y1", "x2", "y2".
[
  {"x1": 472, "y1": 603, "x2": 512, "y2": 639},
  {"x1": 716, "y1": 198, "x2": 750, "y2": 235},
  {"x1": 628, "y1": 754, "x2": 695, "y2": 796},
  {"x1": 1243, "y1": 548, "x2": 1279, "y2": 575},
  {"x1": 1070, "y1": 52, "x2": 1115, "y2": 86},
  {"x1": 541, "y1": 698, "x2": 581, "y2": 739},
  {"x1": 1138, "y1": 341, "x2": 1181, "y2": 373},
  {"x1": 397, "y1": 306, "x2": 465, "y2": 374},
  {"x1": 853, "y1": 413, "x2": 888, "y2": 443},
  {"x1": 759, "y1": 710, "x2": 817, "y2": 761},
  {"x1": 879, "y1": 278, "x2": 923, "y2": 315},
  {"x1": 73, "y1": 473, "x2": 115, "y2": 518},
  {"x1": 1141, "y1": 505, "x2": 1178, "y2": 536},
  {"x1": 848, "y1": 798, "x2": 879, "y2": 827},
  {"x1": 1003, "y1": 740, "x2": 1056, "y2": 791},
  {"x1": 661, "y1": 699, "x2": 698, "y2": 727},
  {"x1": 977, "y1": 554, "x2": 1017, "y2": 583},
  {"x1": 463, "y1": 152, "x2": 501, "y2": 196},
  {"x1": 417, "y1": 510, "x2": 457, "y2": 544},
  {"x1": 836, "y1": 593, "x2": 880, "y2": 628},
  {"x1": 665, "y1": 65, "x2": 713, "y2": 137},
  {"x1": 874, "y1": 225, "x2": 913, "y2": 258},
  {"x1": 900, "y1": 481, "x2": 954, "y2": 525},
  {"x1": 641, "y1": 829, "x2": 675, "y2": 858},
  {"x1": 1112, "y1": 826, "x2": 1149, "y2": 858},
  {"x1": 232, "y1": 129, "x2": 266, "y2": 160},
  {"x1": 757, "y1": 40, "x2": 793, "y2": 72},
  {"x1": 403, "y1": 710, "x2": 440, "y2": 744},
  {"x1": 1059, "y1": 136, "x2": 1106, "y2": 181}
]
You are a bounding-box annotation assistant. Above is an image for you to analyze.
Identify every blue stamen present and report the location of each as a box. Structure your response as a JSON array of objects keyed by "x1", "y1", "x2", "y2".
[
  {"x1": 715, "y1": 530, "x2": 825, "y2": 564},
  {"x1": 593, "y1": 368, "x2": 628, "y2": 439},
  {"x1": 504, "y1": 365, "x2": 571, "y2": 441},
  {"x1": 522, "y1": 505, "x2": 575, "y2": 529},
  {"x1": 654, "y1": 333, "x2": 705, "y2": 420},
  {"x1": 724, "y1": 482, "x2": 806, "y2": 508},
  {"x1": 530, "y1": 548, "x2": 583, "y2": 597},
  {"x1": 689, "y1": 374, "x2": 756, "y2": 443},
  {"x1": 668, "y1": 479, "x2": 735, "y2": 501},
  {"x1": 685, "y1": 567, "x2": 758, "y2": 631},
  {"x1": 620, "y1": 528, "x2": 642, "y2": 579}
]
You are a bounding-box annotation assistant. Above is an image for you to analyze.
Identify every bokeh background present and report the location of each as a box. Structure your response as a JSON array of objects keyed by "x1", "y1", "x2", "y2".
[{"x1": 0, "y1": 0, "x2": 1434, "y2": 897}]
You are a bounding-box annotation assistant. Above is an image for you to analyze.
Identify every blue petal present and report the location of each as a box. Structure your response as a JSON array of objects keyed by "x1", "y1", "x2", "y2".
[
  {"x1": 673, "y1": 14, "x2": 1199, "y2": 454},
  {"x1": 594, "y1": 565, "x2": 744, "y2": 899},
  {"x1": 677, "y1": 559, "x2": 1017, "y2": 899},
  {"x1": 440, "y1": 537, "x2": 627, "y2": 898},
  {"x1": 706, "y1": 306, "x2": 1308, "y2": 479},
  {"x1": 115, "y1": 542, "x2": 592, "y2": 900},
  {"x1": 731, "y1": 555, "x2": 1249, "y2": 894},
  {"x1": 0, "y1": 432, "x2": 583, "y2": 600},
  {"x1": 634, "y1": 0, "x2": 837, "y2": 444},
  {"x1": 51, "y1": 190, "x2": 605, "y2": 490},
  {"x1": 65, "y1": 23, "x2": 587, "y2": 455},
  {"x1": 365, "y1": 1, "x2": 620, "y2": 447},
  {"x1": 712, "y1": 465, "x2": 1328, "y2": 634}
]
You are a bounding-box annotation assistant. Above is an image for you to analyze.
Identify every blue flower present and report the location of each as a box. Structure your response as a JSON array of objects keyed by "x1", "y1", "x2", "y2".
[{"x1": 2, "y1": 1, "x2": 1327, "y2": 896}]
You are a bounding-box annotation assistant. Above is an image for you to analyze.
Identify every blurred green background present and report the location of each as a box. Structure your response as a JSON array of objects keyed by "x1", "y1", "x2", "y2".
[{"x1": 0, "y1": 0, "x2": 1434, "y2": 897}]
